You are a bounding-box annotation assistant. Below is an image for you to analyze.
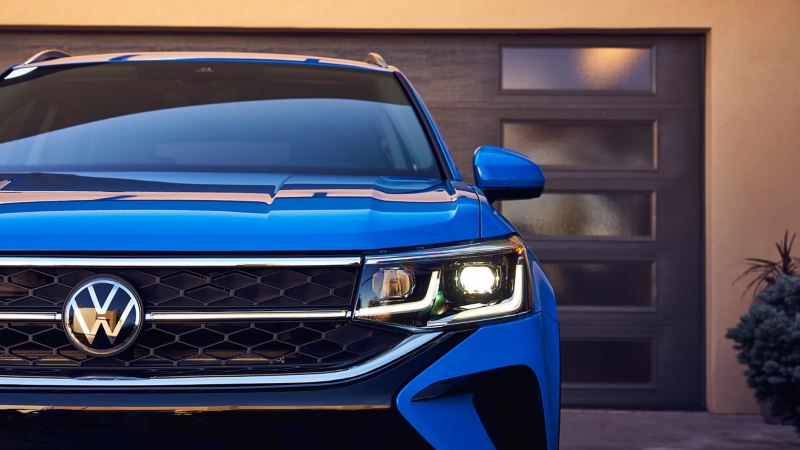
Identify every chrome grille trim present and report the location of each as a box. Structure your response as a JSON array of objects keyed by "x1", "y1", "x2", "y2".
[
  {"x1": 0, "y1": 256, "x2": 361, "y2": 268},
  {"x1": 0, "y1": 310, "x2": 352, "y2": 322},
  {"x1": 145, "y1": 310, "x2": 351, "y2": 321},
  {"x1": 0, "y1": 312, "x2": 61, "y2": 321},
  {"x1": 0, "y1": 332, "x2": 440, "y2": 387}
]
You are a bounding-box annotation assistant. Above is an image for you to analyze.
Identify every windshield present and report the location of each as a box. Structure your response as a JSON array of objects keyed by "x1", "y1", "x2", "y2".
[{"x1": 0, "y1": 61, "x2": 441, "y2": 178}]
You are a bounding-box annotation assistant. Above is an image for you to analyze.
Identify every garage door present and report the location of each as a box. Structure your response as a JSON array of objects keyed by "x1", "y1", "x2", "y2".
[{"x1": 0, "y1": 30, "x2": 705, "y2": 409}]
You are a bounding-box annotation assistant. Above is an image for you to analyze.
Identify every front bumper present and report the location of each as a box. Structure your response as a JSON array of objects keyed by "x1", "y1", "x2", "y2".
[
  {"x1": 0, "y1": 312, "x2": 559, "y2": 449},
  {"x1": 398, "y1": 312, "x2": 559, "y2": 449}
]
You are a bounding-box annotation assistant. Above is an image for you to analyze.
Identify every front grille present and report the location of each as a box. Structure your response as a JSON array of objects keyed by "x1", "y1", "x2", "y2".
[
  {"x1": 0, "y1": 266, "x2": 358, "y2": 309},
  {"x1": 0, "y1": 320, "x2": 407, "y2": 376},
  {"x1": 0, "y1": 262, "x2": 413, "y2": 378}
]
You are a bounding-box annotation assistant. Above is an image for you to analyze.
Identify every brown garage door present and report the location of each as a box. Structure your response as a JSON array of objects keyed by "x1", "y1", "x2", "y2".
[{"x1": 0, "y1": 30, "x2": 705, "y2": 409}]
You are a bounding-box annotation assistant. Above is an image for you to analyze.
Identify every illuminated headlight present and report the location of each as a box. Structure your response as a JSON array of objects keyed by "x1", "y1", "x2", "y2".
[
  {"x1": 457, "y1": 265, "x2": 499, "y2": 295},
  {"x1": 354, "y1": 236, "x2": 531, "y2": 328}
]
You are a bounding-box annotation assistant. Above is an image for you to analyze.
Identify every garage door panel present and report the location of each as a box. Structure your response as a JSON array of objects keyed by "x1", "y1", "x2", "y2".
[
  {"x1": 503, "y1": 190, "x2": 656, "y2": 238},
  {"x1": 430, "y1": 105, "x2": 701, "y2": 180},
  {"x1": 490, "y1": 34, "x2": 703, "y2": 408},
  {"x1": 559, "y1": 323, "x2": 704, "y2": 404},
  {"x1": 543, "y1": 253, "x2": 699, "y2": 316},
  {"x1": 543, "y1": 260, "x2": 656, "y2": 309},
  {"x1": 498, "y1": 109, "x2": 701, "y2": 178},
  {"x1": 502, "y1": 120, "x2": 657, "y2": 170}
]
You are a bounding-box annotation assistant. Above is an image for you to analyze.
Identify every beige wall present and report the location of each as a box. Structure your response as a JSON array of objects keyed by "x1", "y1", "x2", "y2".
[{"x1": 2, "y1": 0, "x2": 800, "y2": 413}]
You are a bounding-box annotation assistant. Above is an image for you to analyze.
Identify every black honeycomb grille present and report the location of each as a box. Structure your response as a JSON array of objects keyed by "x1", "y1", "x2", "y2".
[
  {"x1": 0, "y1": 264, "x2": 410, "y2": 376},
  {"x1": 0, "y1": 320, "x2": 407, "y2": 376},
  {"x1": 0, "y1": 266, "x2": 358, "y2": 309}
]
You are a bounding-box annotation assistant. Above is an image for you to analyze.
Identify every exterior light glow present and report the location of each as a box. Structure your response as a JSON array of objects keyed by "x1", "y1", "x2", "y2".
[
  {"x1": 355, "y1": 237, "x2": 530, "y2": 328},
  {"x1": 457, "y1": 265, "x2": 499, "y2": 294},
  {"x1": 371, "y1": 267, "x2": 414, "y2": 299}
]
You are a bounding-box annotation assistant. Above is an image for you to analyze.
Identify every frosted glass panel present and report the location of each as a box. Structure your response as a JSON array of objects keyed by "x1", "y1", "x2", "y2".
[
  {"x1": 502, "y1": 47, "x2": 652, "y2": 91},
  {"x1": 562, "y1": 340, "x2": 652, "y2": 384},
  {"x1": 543, "y1": 261, "x2": 653, "y2": 307},
  {"x1": 502, "y1": 192, "x2": 653, "y2": 237},
  {"x1": 503, "y1": 121, "x2": 654, "y2": 169}
]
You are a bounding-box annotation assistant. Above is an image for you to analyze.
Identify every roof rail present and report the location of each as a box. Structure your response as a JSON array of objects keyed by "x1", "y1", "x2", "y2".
[
  {"x1": 23, "y1": 49, "x2": 71, "y2": 65},
  {"x1": 364, "y1": 52, "x2": 388, "y2": 68}
]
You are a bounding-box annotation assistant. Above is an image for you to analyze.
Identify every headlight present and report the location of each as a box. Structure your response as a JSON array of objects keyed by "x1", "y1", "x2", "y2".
[{"x1": 354, "y1": 236, "x2": 530, "y2": 328}]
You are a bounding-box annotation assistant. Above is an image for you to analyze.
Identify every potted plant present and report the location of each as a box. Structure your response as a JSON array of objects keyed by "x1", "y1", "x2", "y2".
[{"x1": 727, "y1": 232, "x2": 800, "y2": 425}]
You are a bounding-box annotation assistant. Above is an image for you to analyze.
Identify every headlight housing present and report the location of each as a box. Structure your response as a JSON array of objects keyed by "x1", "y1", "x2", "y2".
[{"x1": 354, "y1": 236, "x2": 531, "y2": 328}]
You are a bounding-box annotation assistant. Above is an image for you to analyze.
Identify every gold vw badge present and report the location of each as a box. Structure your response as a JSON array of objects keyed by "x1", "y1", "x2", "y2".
[{"x1": 63, "y1": 276, "x2": 143, "y2": 357}]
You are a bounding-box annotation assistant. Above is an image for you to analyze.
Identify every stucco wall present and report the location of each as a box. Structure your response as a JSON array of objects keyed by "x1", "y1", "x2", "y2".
[{"x1": 1, "y1": 0, "x2": 799, "y2": 413}]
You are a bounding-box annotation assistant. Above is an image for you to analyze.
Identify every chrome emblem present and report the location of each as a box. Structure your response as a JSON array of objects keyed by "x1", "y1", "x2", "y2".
[{"x1": 63, "y1": 276, "x2": 143, "y2": 357}]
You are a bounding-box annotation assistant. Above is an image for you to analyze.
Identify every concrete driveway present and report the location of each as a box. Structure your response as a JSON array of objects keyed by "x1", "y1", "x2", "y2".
[{"x1": 562, "y1": 409, "x2": 800, "y2": 450}]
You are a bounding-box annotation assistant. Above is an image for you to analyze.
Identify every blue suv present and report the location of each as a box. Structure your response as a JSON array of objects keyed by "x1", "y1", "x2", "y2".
[{"x1": 0, "y1": 50, "x2": 559, "y2": 449}]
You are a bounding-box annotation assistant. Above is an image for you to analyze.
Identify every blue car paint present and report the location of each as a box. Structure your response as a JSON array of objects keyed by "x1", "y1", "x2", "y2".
[
  {"x1": 397, "y1": 253, "x2": 560, "y2": 450},
  {"x1": 0, "y1": 54, "x2": 560, "y2": 448},
  {"x1": 0, "y1": 173, "x2": 483, "y2": 251},
  {"x1": 473, "y1": 146, "x2": 546, "y2": 192}
]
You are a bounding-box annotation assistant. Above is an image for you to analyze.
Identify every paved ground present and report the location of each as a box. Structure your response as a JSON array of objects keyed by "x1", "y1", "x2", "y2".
[{"x1": 562, "y1": 409, "x2": 800, "y2": 450}]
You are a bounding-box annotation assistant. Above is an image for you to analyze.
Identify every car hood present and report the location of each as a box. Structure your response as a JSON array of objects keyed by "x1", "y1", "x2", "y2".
[{"x1": 0, "y1": 172, "x2": 481, "y2": 252}]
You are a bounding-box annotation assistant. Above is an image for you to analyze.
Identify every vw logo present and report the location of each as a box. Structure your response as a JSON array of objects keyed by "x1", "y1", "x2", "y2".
[{"x1": 63, "y1": 276, "x2": 143, "y2": 357}]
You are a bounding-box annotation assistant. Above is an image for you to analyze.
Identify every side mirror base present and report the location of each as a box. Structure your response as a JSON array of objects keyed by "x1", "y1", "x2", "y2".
[{"x1": 482, "y1": 186, "x2": 544, "y2": 204}]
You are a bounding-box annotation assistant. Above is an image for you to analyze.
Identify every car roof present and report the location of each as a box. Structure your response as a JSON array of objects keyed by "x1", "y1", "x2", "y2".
[{"x1": 14, "y1": 51, "x2": 395, "y2": 72}]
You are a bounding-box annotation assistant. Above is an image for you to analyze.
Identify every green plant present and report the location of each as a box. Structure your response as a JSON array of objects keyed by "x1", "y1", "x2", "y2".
[
  {"x1": 728, "y1": 232, "x2": 800, "y2": 429},
  {"x1": 737, "y1": 231, "x2": 800, "y2": 298},
  {"x1": 727, "y1": 274, "x2": 800, "y2": 425}
]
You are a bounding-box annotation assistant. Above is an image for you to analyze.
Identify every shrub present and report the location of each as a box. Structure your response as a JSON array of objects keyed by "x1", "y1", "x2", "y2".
[{"x1": 727, "y1": 274, "x2": 800, "y2": 426}]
